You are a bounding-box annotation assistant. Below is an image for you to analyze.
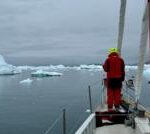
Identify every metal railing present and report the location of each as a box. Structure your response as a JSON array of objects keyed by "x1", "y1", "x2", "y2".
[
  {"x1": 74, "y1": 80, "x2": 106, "y2": 134},
  {"x1": 43, "y1": 77, "x2": 145, "y2": 134},
  {"x1": 75, "y1": 113, "x2": 96, "y2": 134},
  {"x1": 43, "y1": 78, "x2": 102, "y2": 134},
  {"x1": 122, "y1": 80, "x2": 136, "y2": 105}
]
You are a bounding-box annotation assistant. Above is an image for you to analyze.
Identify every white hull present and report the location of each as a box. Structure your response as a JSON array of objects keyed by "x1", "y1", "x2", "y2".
[{"x1": 75, "y1": 113, "x2": 150, "y2": 134}]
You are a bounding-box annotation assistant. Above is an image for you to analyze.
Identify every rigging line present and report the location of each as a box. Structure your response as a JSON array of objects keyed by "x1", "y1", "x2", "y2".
[
  {"x1": 44, "y1": 113, "x2": 63, "y2": 134},
  {"x1": 87, "y1": 70, "x2": 104, "y2": 87},
  {"x1": 59, "y1": 100, "x2": 89, "y2": 114},
  {"x1": 68, "y1": 111, "x2": 90, "y2": 134}
]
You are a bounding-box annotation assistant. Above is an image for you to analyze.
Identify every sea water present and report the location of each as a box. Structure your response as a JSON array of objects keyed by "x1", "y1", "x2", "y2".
[
  {"x1": 0, "y1": 67, "x2": 149, "y2": 134},
  {"x1": 0, "y1": 68, "x2": 102, "y2": 134}
]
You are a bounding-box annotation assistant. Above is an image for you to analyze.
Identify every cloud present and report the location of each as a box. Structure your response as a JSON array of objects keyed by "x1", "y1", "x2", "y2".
[{"x1": 0, "y1": 0, "x2": 147, "y2": 65}]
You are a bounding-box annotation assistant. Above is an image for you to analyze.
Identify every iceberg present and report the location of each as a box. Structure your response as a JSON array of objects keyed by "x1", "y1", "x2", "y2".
[
  {"x1": 125, "y1": 65, "x2": 150, "y2": 71},
  {"x1": 20, "y1": 78, "x2": 33, "y2": 84},
  {"x1": 143, "y1": 68, "x2": 150, "y2": 78},
  {"x1": 16, "y1": 64, "x2": 149, "y2": 74},
  {"x1": 85, "y1": 109, "x2": 91, "y2": 113},
  {"x1": 0, "y1": 55, "x2": 21, "y2": 75},
  {"x1": 125, "y1": 65, "x2": 137, "y2": 70},
  {"x1": 17, "y1": 65, "x2": 67, "y2": 71},
  {"x1": 79, "y1": 64, "x2": 102, "y2": 70},
  {"x1": 0, "y1": 55, "x2": 7, "y2": 65},
  {"x1": 31, "y1": 70, "x2": 63, "y2": 77},
  {"x1": 17, "y1": 64, "x2": 102, "y2": 71}
]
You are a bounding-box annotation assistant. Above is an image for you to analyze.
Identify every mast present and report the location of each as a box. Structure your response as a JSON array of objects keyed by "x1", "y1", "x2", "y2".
[
  {"x1": 149, "y1": 0, "x2": 150, "y2": 63},
  {"x1": 135, "y1": 2, "x2": 149, "y2": 103},
  {"x1": 117, "y1": 0, "x2": 127, "y2": 55}
]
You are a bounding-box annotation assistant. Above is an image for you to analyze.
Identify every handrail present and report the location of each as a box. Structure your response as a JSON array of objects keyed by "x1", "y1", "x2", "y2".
[
  {"x1": 75, "y1": 113, "x2": 96, "y2": 134},
  {"x1": 74, "y1": 80, "x2": 103, "y2": 134}
]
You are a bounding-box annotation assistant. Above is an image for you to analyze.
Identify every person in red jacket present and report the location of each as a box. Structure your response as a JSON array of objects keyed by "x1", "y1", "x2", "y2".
[{"x1": 103, "y1": 48, "x2": 125, "y2": 111}]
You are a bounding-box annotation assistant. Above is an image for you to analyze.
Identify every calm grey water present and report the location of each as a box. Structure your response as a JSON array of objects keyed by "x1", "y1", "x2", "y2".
[
  {"x1": 0, "y1": 69, "x2": 102, "y2": 134},
  {"x1": 0, "y1": 69, "x2": 149, "y2": 134}
]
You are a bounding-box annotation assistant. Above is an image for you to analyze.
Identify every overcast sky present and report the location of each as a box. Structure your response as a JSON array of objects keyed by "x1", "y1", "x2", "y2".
[{"x1": 0, "y1": 0, "x2": 147, "y2": 65}]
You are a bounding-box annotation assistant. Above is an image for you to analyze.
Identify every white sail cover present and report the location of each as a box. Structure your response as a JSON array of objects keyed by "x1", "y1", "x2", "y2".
[
  {"x1": 117, "y1": 0, "x2": 127, "y2": 55},
  {"x1": 135, "y1": 3, "x2": 149, "y2": 101}
]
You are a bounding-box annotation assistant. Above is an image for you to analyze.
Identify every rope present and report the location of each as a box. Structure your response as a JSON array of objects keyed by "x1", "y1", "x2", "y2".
[
  {"x1": 68, "y1": 110, "x2": 89, "y2": 134},
  {"x1": 44, "y1": 113, "x2": 62, "y2": 134}
]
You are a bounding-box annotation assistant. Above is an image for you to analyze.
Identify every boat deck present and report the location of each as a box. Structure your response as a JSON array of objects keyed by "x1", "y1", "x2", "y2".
[
  {"x1": 96, "y1": 117, "x2": 150, "y2": 134},
  {"x1": 96, "y1": 124, "x2": 135, "y2": 134},
  {"x1": 75, "y1": 104, "x2": 150, "y2": 134},
  {"x1": 95, "y1": 103, "x2": 150, "y2": 134}
]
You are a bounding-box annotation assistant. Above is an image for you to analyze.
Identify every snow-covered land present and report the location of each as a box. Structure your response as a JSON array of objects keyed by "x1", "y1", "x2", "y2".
[
  {"x1": 31, "y1": 70, "x2": 63, "y2": 77},
  {"x1": 20, "y1": 78, "x2": 33, "y2": 84},
  {"x1": 0, "y1": 55, "x2": 21, "y2": 75}
]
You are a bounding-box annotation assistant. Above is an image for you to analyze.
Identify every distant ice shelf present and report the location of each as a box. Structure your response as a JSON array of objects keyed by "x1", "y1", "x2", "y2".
[
  {"x1": 17, "y1": 64, "x2": 150, "y2": 72},
  {"x1": 17, "y1": 64, "x2": 103, "y2": 71},
  {"x1": 31, "y1": 70, "x2": 63, "y2": 77},
  {"x1": 0, "y1": 54, "x2": 149, "y2": 76}
]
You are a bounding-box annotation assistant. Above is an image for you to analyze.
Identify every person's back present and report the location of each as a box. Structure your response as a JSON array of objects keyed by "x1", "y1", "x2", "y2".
[
  {"x1": 104, "y1": 52, "x2": 125, "y2": 80},
  {"x1": 103, "y1": 48, "x2": 125, "y2": 111}
]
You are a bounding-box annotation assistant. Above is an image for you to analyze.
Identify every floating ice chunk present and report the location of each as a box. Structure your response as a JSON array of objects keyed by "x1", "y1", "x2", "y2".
[
  {"x1": 17, "y1": 64, "x2": 103, "y2": 71},
  {"x1": 125, "y1": 65, "x2": 150, "y2": 72},
  {"x1": 16, "y1": 64, "x2": 149, "y2": 73},
  {"x1": 31, "y1": 70, "x2": 63, "y2": 77},
  {"x1": 17, "y1": 64, "x2": 67, "y2": 71},
  {"x1": 125, "y1": 65, "x2": 137, "y2": 72},
  {"x1": 79, "y1": 64, "x2": 102, "y2": 70},
  {"x1": 17, "y1": 66, "x2": 35, "y2": 71},
  {"x1": 86, "y1": 109, "x2": 91, "y2": 113},
  {"x1": 143, "y1": 68, "x2": 150, "y2": 78},
  {"x1": 0, "y1": 55, "x2": 21, "y2": 75},
  {"x1": 20, "y1": 78, "x2": 33, "y2": 84},
  {"x1": 49, "y1": 65, "x2": 66, "y2": 70},
  {"x1": 145, "y1": 64, "x2": 150, "y2": 69},
  {"x1": 0, "y1": 65, "x2": 21, "y2": 75},
  {"x1": 0, "y1": 55, "x2": 8, "y2": 66},
  {"x1": 80, "y1": 65, "x2": 93, "y2": 69},
  {"x1": 0, "y1": 65, "x2": 14, "y2": 75}
]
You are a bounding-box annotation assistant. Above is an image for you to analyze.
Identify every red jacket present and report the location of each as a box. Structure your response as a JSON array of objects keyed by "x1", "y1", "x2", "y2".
[{"x1": 103, "y1": 52, "x2": 125, "y2": 81}]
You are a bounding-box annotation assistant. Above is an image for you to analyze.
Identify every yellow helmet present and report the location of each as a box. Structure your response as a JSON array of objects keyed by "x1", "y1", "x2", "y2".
[{"x1": 108, "y1": 48, "x2": 118, "y2": 54}]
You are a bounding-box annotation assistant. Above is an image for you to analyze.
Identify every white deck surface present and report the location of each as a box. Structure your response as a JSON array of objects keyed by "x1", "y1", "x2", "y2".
[{"x1": 96, "y1": 124, "x2": 135, "y2": 134}]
